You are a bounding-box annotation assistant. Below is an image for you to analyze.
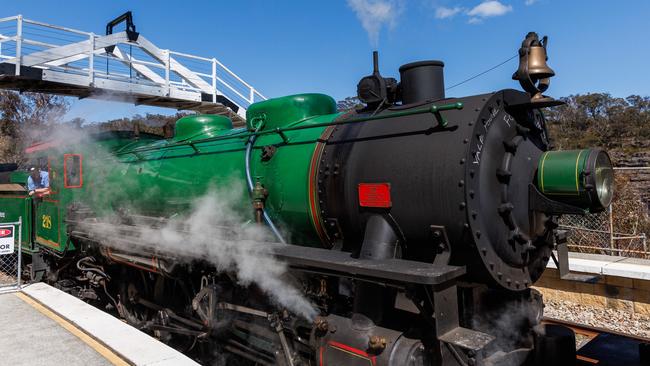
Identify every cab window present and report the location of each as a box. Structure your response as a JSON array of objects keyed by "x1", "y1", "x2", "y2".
[{"x1": 64, "y1": 154, "x2": 82, "y2": 188}]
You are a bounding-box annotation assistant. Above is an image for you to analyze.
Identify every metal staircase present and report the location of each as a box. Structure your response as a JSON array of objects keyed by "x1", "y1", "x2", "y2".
[{"x1": 0, "y1": 14, "x2": 266, "y2": 125}]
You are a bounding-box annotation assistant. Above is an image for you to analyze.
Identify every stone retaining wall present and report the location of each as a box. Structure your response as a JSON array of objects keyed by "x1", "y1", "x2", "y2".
[{"x1": 534, "y1": 268, "x2": 650, "y2": 315}]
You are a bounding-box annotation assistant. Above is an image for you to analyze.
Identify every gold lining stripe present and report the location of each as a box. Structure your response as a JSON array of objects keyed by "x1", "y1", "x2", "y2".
[
  {"x1": 539, "y1": 151, "x2": 549, "y2": 193},
  {"x1": 329, "y1": 345, "x2": 373, "y2": 364},
  {"x1": 36, "y1": 235, "x2": 60, "y2": 249},
  {"x1": 15, "y1": 292, "x2": 131, "y2": 366},
  {"x1": 575, "y1": 150, "x2": 584, "y2": 194}
]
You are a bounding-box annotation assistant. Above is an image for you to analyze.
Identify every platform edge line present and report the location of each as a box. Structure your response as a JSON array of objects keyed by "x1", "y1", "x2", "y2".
[{"x1": 14, "y1": 291, "x2": 132, "y2": 366}]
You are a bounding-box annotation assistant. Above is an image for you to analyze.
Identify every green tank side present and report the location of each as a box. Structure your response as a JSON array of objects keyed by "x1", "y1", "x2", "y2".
[
  {"x1": 9, "y1": 171, "x2": 29, "y2": 185},
  {"x1": 0, "y1": 192, "x2": 32, "y2": 251},
  {"x1": 87, "y1": 94, "x2": 339, "y2": 245}
]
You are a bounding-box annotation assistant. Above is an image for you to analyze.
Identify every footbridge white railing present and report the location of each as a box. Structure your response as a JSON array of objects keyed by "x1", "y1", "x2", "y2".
[{"x1": 0, "y1": 15, "x2": 266, "y2": 122}]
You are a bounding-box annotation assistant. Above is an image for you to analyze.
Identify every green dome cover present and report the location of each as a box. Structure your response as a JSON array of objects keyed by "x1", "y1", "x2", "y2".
[
  {"x1": 173, "y1": 115, "x2": 233, "y2": 141},
  {"x1": 246, "y1": 93, "x2": 336, "y2": 131}
]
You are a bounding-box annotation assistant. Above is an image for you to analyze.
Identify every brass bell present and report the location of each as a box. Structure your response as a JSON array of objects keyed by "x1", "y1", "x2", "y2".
[
  {"x1": 527, "y1": 45, "x2": 555, "y2": 80},
  {"x1": 513, "y1": 32, "x2": 562, "y2": 106}
]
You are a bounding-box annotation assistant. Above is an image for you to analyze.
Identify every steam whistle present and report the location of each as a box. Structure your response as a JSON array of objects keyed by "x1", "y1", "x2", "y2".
[
  {"x1": 356, "y1": 51, "x2": 398, "y2": 108},
  {"x1": 513, "y1": 32, "x2": 563, "y2": 107}
]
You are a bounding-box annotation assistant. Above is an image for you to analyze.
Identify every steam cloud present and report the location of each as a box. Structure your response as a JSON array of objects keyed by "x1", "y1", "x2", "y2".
[
  {"x1": 134, "y1": 182, "x2": 318, "y2": 320},
  {"x1": 37, "y1": 123, "x2": 318, "y2": 321},
  {"x1": 347, "y1": 0, "x2": 403, "y2": 46}
]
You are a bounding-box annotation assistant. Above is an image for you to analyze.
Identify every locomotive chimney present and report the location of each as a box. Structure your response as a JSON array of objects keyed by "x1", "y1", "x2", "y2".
[{"x1": 399, "y1": 60, "x2": 445, "y2": 104}]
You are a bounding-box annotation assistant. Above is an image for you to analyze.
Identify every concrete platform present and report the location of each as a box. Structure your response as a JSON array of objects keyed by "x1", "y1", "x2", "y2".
[
  {"x1": 538, "y1": 252, "x2": 650, "y2": 315},
  {"x1": 548, "y1": 251, "x2": 650, "y2": 280},
  {"x1": 0, "y1": 283, "x2": 199, "y2": 366}
]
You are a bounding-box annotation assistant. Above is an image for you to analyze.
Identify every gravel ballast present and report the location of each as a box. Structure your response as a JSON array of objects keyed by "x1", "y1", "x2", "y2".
[{"x1": 544, "y1": 298, "x2": 650, "y2": 339}]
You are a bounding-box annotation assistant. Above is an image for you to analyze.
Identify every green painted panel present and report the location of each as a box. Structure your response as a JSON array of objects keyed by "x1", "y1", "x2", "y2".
[
  {"x1": 537, "y1": 149, "x2": 588, "y2": 196},
  {"x1": 0, "y1": 195, "x2": 32, "y2": 250},
  {"x1": 9, "y1": 171, "x2": 28, "y2": 185},
  {"x1": 91, "y1": 111, "x2": 340, "y2": 246},
  {"x1": 35, "y1": 201, "x2": 61, "y2": 250}
]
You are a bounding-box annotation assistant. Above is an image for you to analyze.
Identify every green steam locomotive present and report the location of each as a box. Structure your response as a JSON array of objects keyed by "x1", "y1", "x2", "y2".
[{"x1": 0, "y1": 32, "x2": 614, "y2": 365}]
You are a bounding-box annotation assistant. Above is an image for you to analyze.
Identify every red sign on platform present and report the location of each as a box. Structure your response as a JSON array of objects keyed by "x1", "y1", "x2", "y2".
[
  {"x1": 0, "y1": 226, "x2": 14, "y2": 255},
  {"x1": 358, "y1": 183, "x2": 392, "y2": 208}
]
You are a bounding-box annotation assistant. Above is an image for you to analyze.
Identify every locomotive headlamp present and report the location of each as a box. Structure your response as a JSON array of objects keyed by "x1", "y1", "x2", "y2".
[{"x1": 537, "y1": 149, "x2": 614, "y2": 212}]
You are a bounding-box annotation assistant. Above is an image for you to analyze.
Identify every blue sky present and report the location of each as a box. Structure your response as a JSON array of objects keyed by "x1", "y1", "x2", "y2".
[{"x1": 2, "y1": 1, "x2": 649, "y2": 122}]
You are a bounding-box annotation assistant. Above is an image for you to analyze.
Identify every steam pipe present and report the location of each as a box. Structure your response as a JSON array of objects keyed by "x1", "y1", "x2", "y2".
[{"x1": 245, "y1": 131, "x2": 286, "y2": 244}]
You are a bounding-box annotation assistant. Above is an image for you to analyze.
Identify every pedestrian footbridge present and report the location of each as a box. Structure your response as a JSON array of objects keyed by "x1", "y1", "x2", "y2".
[{"x1": 0, "y1": 13, "x2": 265, "y2": 125}]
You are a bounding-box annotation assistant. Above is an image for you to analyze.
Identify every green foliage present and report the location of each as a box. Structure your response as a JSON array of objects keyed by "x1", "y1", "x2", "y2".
[
  {"x1": 0, "y1": 91, "x2": 68, "y2": 163},
  {"x1": 545, "y1": 93, "x2": 650, "y2": 151},
  {"x1": 87, "y1": 112, "x2": 189, "y2": 137},
  {"x1": 336, "y1": 96, "x2": 363, "y2": 112},
  {"x1": 0, "y1": 87, "x2": 189, "y2": 164}
]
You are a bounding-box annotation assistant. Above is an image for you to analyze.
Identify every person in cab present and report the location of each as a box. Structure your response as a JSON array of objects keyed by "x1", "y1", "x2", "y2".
[{"x1": 27, "y1": 166, "x2": 50, "y2": 196}]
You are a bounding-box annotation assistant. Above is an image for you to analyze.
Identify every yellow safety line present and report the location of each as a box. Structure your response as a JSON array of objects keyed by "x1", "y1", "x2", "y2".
[
  {"x1": 14, "y1": 292, "x2": 131, "y2": 366},
  {"x1": 575, "y1": 149, "x2": 584, "y2": 193}
]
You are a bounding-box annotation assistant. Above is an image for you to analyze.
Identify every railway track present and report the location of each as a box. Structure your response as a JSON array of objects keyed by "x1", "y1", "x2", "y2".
[{"x1": 542, "y1": 317, "x2": 650, "y2": 365}]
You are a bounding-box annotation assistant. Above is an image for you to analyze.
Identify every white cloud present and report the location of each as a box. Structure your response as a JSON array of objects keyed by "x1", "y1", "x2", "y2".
[
  {"x1": 525, "y1": 0, "x2": 537, "y2": 5},
  {"x1": 347, "y1": 0, "x2": 404, "y2": 46},
  {"x1": 435, "y1": 6, "x2": 464, "y2": 19},
  {"x1": 433, "y1": 1, "x2": 513, "y2": 24},
  {"x1": 467, "y1": 1, "x2": 513, "y2": 19}
]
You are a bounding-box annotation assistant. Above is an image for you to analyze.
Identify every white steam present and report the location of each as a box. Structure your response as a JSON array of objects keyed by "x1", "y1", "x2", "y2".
[
  {"x1": 35, "y1": 124, "x2": 317, "y2": 321},
  {"x1": 139, "y1": 182, "x2": 317, "y2": 320},
  {"x1": 347, "y1": 0, "x2": 403, "y2": 46}
]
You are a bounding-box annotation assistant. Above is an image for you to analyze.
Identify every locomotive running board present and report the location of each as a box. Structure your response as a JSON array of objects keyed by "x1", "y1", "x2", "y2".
[
  {"x1": 68, "y1": 219, "x2": 466, "y2": 286},
  {"x1": 271, "y1": 244, "x2": 466, "y2": 286}
]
